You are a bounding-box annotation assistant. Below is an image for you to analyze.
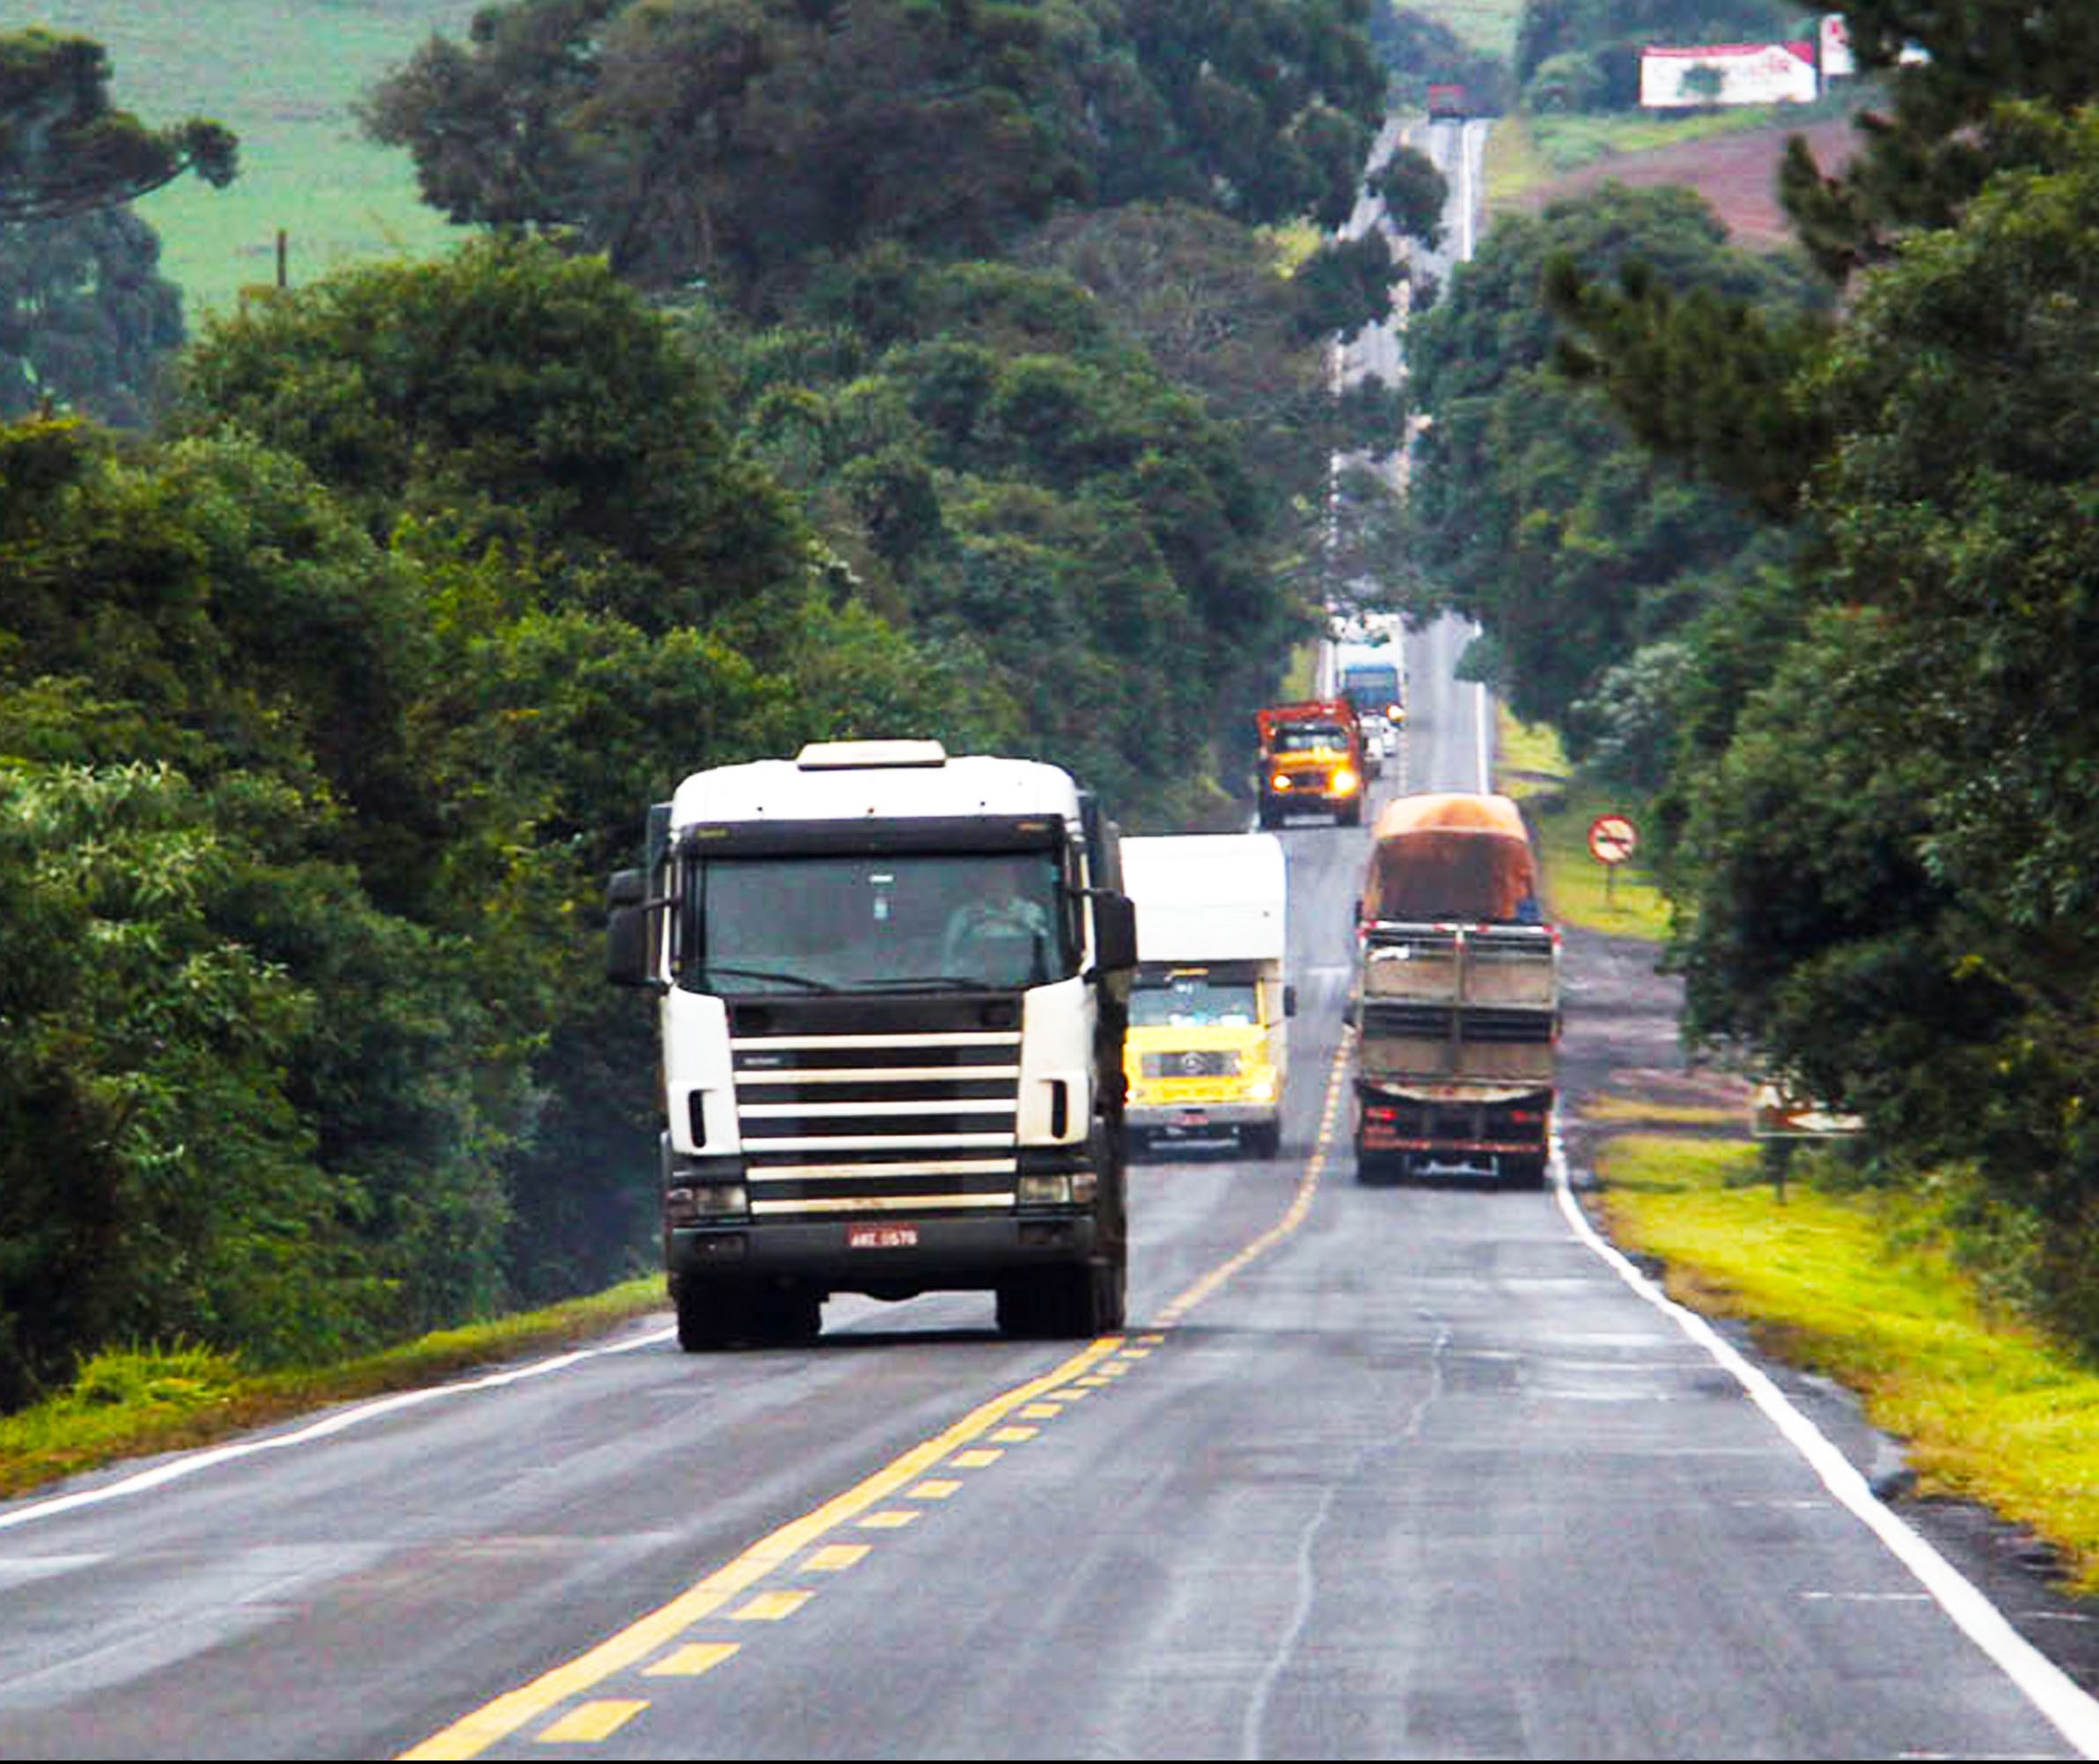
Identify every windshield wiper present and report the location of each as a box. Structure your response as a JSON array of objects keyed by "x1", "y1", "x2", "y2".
[
  {"x1": 850, "y1": 974, "x2": 986, "y2": 992},
  {"x1": 697, "y1": 966, "x2": 838, "y2": 993}
]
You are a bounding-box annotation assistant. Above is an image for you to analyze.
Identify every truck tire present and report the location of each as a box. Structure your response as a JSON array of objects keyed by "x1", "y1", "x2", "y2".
[
  {"x1": 1242, "y1": 1121, "x2": 1282, "y2": 1159},
  {"x1": 675, "y1": 1278, "x2": 751, "y2": 1352},
  {"x1": 997, "y1": 1261, "x2": 1119, "y2": 1338},
  {"x1": 752, "y1": 1282, "x2": 823, "y2": 1344},
  {"x1": 1501, "y1": 1155, "x2": 1548, "y2": 1191}
]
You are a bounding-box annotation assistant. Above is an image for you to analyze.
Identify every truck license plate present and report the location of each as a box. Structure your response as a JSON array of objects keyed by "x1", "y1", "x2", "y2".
[{"x1": 848, "y1": 1223, "x2": 919, "y2": 1250}]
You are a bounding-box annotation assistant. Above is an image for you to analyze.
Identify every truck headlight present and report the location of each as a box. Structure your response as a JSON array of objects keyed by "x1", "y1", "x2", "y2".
[
  {"x1": 1332, "y1": 768, "x2": 1360, "y2": 795},
  {"x1": 666, "y1": 1183, "x2": 749, "y2": 1223},
  {"x1": 1017, "y1": 1172, "x2": 1097, "y2": 1207}
]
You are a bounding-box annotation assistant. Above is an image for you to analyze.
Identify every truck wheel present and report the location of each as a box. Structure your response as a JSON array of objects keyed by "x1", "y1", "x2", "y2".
[
  {"x1": 1094, "y1": 1251, "x2": 1127, "y2": 1333},
  {"x1": 999, "y1": 1266, "x2": 1114, "y2": 1338},
  {"x1": 752, "y1": 1283, "x2": 822, "y2": 1344},
  {"x1": 1243, "y1": 1121, "x2": 1282, "y2": 1159},
  {"x1": 1258, "y1": 803, "x2": 1281, "y2": 829},
  {"x1": 675, "y1": 1279, "x2": 750, "y2": 1351},
  {"x1": 1339, "y1": 801, "x2": 1363, "y2": 827},
  {"x1": 1501, "y1": 1156, "x2": 1548, "y2": 1191},
  {"x1": 995, "y1": 1276, "x2": 1049, "y2": 1338}
]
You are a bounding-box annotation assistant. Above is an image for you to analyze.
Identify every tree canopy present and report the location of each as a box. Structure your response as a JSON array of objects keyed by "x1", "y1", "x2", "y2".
[{"x1": 0, "y1": 29, "x2": 236, "y2": 222}]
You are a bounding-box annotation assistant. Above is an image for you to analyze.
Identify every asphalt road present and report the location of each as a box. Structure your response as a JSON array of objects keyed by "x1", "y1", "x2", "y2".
[{"x1": 2, "y1": 630, "x2": 2095, "y2": 1760}]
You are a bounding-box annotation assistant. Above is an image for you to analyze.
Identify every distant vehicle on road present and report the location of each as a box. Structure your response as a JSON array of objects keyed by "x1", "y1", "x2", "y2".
[
  {"x1": 1427, "y1": 83, "x2": 1470, "y2": 120},
  {"x1": 1254, "y1": 699, "x2": 1366, "y2": 827}
]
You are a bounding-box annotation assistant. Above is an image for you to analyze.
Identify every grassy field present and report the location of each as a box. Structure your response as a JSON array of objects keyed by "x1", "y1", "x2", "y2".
[{"x1": 30, "y1": 1, "x2": 482, "y2": 322}]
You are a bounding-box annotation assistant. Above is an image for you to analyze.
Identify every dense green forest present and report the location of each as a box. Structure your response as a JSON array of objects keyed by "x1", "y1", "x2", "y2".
[{"x1": 10, "y1": 0, "x2": 2099, "y2": 1408}]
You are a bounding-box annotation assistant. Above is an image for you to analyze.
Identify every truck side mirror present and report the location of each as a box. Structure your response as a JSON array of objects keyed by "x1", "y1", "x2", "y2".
[
  {"x1": 1090, "y1": 890, "x2": 1138, "y2": 974},
  {"x1": 605, "y1": 868, "x2": 657, "y2": 989},
  {"x1": 1284, "y1": 984, "x2": 1298, "y2": 1018}
]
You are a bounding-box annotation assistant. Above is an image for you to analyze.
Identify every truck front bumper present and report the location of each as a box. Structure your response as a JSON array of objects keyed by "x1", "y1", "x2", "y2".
[
  {"x1": 668, "y1": 1211, "x2": 1100, "y2": 1293},
  {"x1": 1127, "y1": 1101, "x2": 1279, "y2": 1132}
]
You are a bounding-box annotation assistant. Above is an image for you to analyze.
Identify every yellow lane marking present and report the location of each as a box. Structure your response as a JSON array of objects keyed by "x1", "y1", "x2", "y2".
[
  {"x1": 643, "y1": 1643, "x2": 738, "y2": 1679},
  {"x1": 533, "y1": 1701, "x2": 647, "y2": 1744},
  {"x1": 400, "y1": 1334, "x2": 1121, "y2": 1759},
  {"x1": 858, "y1": 1510, "x2": 920, "y2": 1530},
  {"x1": 950, "y1": 1448, "x2": 1002, "y2": 1468},
  {"x1": 1019, "y1": 1403, "x2": 1062, "y2": 1419},
  {"x1": 804, "y1": 1544, "x2": 870, "y2": 1572},
  {"x1": 907, "y1": 1478, "x2": 961, "y2": 1500},
  {"x1": 989, "y1": 1426, "x2": 1037, "y2": 1443},
  {"x1": 1148, "y1": 1031, "x2": 1350, "y2": 1332},
  {"x1": 730, "y1": 1590, "x2": 811, "y2": 1621}
]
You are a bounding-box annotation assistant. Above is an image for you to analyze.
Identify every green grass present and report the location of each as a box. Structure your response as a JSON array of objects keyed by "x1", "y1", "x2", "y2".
[
  {"x1": 1498, "y1": 710, "x2": 1672, "y2": 940},
  {"x1": 1522, "y1": 99, "x2": 1838, "y2": 174},
  {"x1": 34, "y1": 1, "x2": 483, "y2": 323},
  {"x1": 0, "y1": 1278, "x2": 668, "y2": 1500},
  {"x1": 1597, "y1": 1136, "x2": 2099, "y2": 1595}
]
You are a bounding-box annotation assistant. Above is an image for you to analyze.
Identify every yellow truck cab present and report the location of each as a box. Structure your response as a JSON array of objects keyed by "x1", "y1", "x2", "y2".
[{"x1": 1120, "y1": 833, "x2": 1293, "y2": 1159}]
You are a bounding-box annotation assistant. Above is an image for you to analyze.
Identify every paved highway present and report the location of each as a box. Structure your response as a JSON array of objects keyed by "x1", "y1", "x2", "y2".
[{"x1": 1, "y1": 628, "x2": 2095, "y2": 1760}]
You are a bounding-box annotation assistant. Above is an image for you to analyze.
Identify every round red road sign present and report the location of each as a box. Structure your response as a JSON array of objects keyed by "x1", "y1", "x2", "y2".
[{"x1": 1588, "y1": 813, "x2": 1638, "y2": 864}]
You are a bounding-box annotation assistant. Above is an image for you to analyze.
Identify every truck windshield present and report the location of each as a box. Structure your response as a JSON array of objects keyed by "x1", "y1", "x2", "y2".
[
  {"x1": 1130, "y1": 974, "x2": 1259, "y2": 1027},
  {"x1": 1342, "y1": 668, "x2": 1399, "y2": 712},
  {"x1": 1273, "y1": 724, "x2": 1350, "y2": 753},
  {"x1": 685, "y1": 849, "x2": 1075, "y2": 995}
]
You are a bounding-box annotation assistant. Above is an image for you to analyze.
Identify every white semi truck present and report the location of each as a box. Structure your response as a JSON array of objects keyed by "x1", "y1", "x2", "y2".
[
  {"x1": 1120, "y1": 833, "x2": 1294, "y2": 1158},
  {"x1": 605, "y1": 740, "x2": 1139, "y2": 1349}
]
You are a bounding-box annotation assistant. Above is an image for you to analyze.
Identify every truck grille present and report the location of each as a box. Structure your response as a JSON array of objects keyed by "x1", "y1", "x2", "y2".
[
  {"x1": 729, "y1": 996, "x2": 1024, "y2": 1218},
  {"x1": 1141, "y1": 1049, "x2": 1241, "y2": 1078}
]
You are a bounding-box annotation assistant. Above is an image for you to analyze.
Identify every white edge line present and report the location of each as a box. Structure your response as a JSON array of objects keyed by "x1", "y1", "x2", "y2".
[
  {"x1": 1552, "y1": 1137, "x2": 2099, "y2": 1759},
  {"x1": 0, "y1": 1324, "x2": 677, "y2": 1533}
]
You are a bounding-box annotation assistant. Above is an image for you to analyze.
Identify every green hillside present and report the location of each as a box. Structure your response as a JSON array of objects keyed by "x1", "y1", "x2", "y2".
[{"x1": 28, "y1": 1, "x2": 481, "y2": 322}]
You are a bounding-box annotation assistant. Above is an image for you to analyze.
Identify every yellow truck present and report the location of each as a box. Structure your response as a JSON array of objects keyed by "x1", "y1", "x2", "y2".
[{"x1": 1121, "y1": 833, "x2": 1294, "y2": 1159}]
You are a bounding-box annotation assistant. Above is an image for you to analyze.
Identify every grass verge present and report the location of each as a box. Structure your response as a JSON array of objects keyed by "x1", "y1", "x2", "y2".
[
  {"x1": 1596, "y1": 1136, "x2": 2099, "y2": 1595},
  {"x1": 1509, "y1": 715, "x2": 2099, "y2": 1599},
  {"x1": 1499, "y1": 710, "x2": 1670, "y2": 940},
  {"x1": 0, "y1": 1277, "x2": 667, "y2": 1502}
]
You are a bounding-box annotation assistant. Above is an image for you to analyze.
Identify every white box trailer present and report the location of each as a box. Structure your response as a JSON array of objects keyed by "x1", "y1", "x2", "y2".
[{"x1": 1120, "y1": 833, "x2": 1293, "y2": 1158}]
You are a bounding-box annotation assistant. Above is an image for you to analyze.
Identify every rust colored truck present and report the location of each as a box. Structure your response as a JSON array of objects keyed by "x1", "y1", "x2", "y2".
[{"x1": 1349, "y1": 792, "x2": 1559, "y2": 1186}]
